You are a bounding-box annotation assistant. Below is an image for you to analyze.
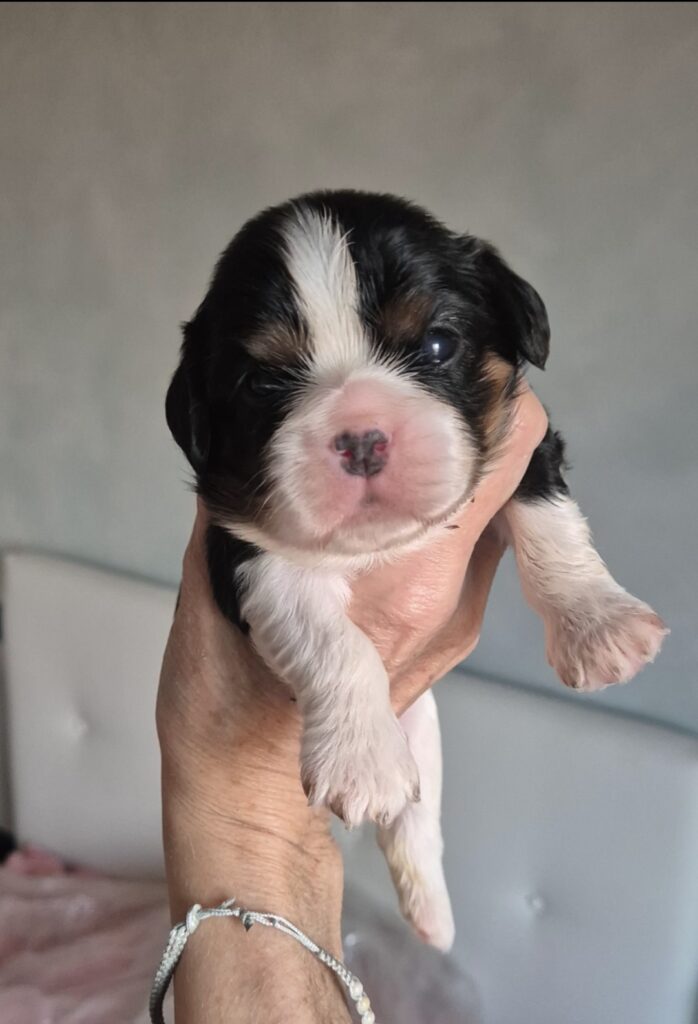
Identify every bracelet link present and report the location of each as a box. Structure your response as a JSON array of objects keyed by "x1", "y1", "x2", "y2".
[{"x1": 185, "y1": 903, "x2": 203, "y2": 935}]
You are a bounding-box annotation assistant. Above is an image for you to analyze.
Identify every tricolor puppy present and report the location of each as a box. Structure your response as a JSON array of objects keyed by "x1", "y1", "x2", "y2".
[{"x1": 166, "y1": 190, "x2": 666, "y2": 951}]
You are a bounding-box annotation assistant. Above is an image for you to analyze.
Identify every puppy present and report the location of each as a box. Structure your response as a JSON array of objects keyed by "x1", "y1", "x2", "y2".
[{"x1": 166, "y1": 190, "x2": 666, "y2": 951}]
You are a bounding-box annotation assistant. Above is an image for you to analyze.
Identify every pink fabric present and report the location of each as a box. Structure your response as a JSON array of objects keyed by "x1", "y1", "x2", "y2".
[
  {"x1": 0, "y1": 848, "x2": 170, "y2": 1024},
  {"x1": 0, "y1": 848, "x2": 477, "y2": 1023}
]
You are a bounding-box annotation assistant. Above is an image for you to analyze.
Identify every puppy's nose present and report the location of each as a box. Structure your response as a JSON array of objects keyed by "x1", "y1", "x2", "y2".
[{"x1": 333, "y1": 429, "x2": 389, "y2": 478}]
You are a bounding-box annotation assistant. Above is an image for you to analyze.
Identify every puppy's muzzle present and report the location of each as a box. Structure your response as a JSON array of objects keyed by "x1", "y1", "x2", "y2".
[{"x1": 333, "y1": 429, "x2": 389, "y2": 478}]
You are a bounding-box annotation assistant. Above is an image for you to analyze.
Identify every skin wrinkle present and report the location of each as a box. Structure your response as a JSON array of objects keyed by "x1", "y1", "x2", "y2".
[{"x1": 204, "y1": 813, "x2": 326, "y2": 864}]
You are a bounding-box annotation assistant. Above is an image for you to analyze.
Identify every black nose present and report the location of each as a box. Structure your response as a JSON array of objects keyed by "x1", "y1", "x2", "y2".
[{"x1": 334, "y1": 429, "x2": 389, "y2": 478}]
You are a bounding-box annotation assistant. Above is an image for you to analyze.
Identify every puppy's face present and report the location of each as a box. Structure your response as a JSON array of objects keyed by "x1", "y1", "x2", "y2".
[{"x1": 167, "y1": 191, "x2": 549, "y2": 556}]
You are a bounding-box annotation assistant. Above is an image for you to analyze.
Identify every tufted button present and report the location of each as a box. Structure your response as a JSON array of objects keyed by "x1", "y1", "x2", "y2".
[
  {"x1": 65, "y1": 712, "x2": 89, "y2": 741},
  {"x1": 525, "y1": 892, "x2": 546, "y2": 916}
]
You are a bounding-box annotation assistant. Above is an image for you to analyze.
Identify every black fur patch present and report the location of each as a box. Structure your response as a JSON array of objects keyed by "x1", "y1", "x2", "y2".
[
  {"x1": 205, "y1": 524, "x2": 260, "y2": 633},
  {"x1": 515, "y1": 427, "x2": 569, "y2": 502}
]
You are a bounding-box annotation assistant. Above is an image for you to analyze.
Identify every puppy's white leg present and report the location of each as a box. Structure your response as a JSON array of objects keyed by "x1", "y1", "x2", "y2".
[
  {"x1": 239, "y1": 554, "x2": 419, "y2": 828},
  {"x1": 502, "y1": 496, "x2": 667, "y2": 691},
  {"x1": 377, "y1": 690, "x2": 455, "y2": 952}
]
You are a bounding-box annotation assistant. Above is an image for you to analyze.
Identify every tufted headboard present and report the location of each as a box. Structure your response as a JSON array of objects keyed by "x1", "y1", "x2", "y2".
[{"x1": 2, "y1": 549, "x2": 698, "y2": 1024}]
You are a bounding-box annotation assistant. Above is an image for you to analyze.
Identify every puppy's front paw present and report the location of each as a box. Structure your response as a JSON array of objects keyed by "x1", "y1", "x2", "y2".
[
  {"x1": 301, "y1": 717, "x2": 420, "y2": 829},
  {"x1": 545, "y1": 588, "x2": 668, "y2": 692}
]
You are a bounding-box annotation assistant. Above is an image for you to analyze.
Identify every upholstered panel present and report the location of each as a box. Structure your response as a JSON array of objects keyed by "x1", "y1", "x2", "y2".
[
  {"x1": 1, "y1": 550, "x2": 173, "y2": 876},
  {"x1": 3, "y1": 549, "x2": 698, "y2": 1023},
  {"x1": 341, "y1": 679, "x2": 698, "y2": 1024}
]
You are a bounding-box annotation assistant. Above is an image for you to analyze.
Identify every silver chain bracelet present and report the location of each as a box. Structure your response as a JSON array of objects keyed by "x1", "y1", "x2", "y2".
[{"x1": 149, "y1": 897, "x2": 378, "y2": 1023}]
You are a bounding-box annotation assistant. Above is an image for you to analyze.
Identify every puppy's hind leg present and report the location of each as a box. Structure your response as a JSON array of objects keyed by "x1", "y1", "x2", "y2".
[
  {"x1": 500, "y1": 428, "x2": 667, "y2": 691},
  {"x1": 377, "y1": 690, "x2": 455, "y2": 952}
]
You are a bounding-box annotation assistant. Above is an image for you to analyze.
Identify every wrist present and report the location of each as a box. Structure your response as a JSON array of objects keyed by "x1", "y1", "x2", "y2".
[
  {"x1": 159, "y1": 708, "x2": 349, "y2": 1023},
  {"x1": 162, "y1": 790, "x2": 349, "y2": 1024},
  {"x1": 161, "y1": 755, "x2": 344, "y2": 946}
]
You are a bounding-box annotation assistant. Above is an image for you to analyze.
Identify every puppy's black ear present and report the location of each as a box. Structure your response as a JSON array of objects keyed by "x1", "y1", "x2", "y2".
[
  {"x1": 476, "y1": 242, "x2": 550, "y2": 370},
  {"x1": 165, "y1": 314, "x2": 211, "y2": 473}
]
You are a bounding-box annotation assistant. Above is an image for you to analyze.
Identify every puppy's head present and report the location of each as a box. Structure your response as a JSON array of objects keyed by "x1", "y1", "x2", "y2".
[{"x1": 167, "y1": 191, "x2": 549, "y2": 556}]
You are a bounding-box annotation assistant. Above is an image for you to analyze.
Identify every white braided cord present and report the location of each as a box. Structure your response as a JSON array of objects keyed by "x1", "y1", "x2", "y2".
[{"x1": 149, "y1": 898, "x2": 377, "y2": 1023}]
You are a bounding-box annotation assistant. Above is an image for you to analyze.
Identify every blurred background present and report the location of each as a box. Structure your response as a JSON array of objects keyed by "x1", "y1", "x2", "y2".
[{"x1": 1, "y1": 4, "x2": 697, "y2": 1023}]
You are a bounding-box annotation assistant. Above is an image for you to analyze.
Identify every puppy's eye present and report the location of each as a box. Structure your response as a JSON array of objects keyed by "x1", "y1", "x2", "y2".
[
  {"x1": 244, "y1": 367, "x2": 283, "y2": 399},
  {"x1": 419, "y1": 330, "x2": 460, "y2": 365}
]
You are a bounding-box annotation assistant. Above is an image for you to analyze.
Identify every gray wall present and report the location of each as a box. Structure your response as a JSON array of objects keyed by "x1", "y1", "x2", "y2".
[{"x1": 1, "y1": 2, "x2": 696, "y2": 733}]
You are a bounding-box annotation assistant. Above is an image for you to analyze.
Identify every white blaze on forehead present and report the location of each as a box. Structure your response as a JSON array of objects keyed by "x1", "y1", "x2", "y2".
[{"x1": 283, "y1": 206, "x2": 369, "y2": 378}]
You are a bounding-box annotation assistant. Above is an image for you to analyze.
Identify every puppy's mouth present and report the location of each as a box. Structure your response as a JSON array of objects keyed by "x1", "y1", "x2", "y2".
[
  {"x1": 308, "y1": 480, "x2": 475, "y2": 557},
  {"x1": 358, "y1": 486, "x2": 393, "y2": 510},
  {"x1": 223, "y1": 470, "x2": 477, "y2": 562}
]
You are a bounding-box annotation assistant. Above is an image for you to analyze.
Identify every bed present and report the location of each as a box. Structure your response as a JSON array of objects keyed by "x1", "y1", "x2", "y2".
[{"x1": 2, "y1": 549, "x2": 698, "y2": 1023}]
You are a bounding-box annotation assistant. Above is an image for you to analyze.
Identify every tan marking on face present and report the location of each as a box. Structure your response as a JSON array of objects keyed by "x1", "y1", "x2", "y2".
[
  {"x1": 380, "y1": 294, "x2": 434, "y2": 345},
  {"x1": 481, "y1": 353, "x2": 519, "y2": 455},
  {"x1": 245, "y1": 324, "x2": 308, "y2": 363}
]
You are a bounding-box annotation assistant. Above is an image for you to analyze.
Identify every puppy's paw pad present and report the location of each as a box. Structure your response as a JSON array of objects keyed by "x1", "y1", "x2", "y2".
[
  {"x1": 302, "y1": 721, "x2": 419, "y2": 829},
  {"x1": 546, "y1": 591, "x2": 668, "y2": 692}
]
